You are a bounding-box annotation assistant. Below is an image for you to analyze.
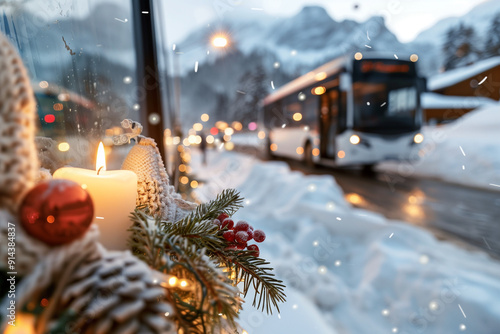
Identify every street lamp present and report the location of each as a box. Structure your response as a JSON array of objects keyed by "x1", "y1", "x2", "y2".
[{"x1": 212, "y1": 36, "x2": 228, "y2": 48}]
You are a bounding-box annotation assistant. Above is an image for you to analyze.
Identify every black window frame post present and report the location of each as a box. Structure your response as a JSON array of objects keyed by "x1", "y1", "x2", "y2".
[{"x1": 132, "y1": 0, "x2": 165, "y2": 160}]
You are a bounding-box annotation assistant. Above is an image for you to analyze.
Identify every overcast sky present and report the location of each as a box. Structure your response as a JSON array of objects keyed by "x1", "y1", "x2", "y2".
[{"x1": 161, "y1": 0, "x2": 487, "y2": 44}]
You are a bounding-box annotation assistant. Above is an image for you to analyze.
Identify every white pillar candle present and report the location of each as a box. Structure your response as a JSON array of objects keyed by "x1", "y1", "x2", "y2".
[{"x1": 53, "y1": 142, "x2": 137, "y2": 250}]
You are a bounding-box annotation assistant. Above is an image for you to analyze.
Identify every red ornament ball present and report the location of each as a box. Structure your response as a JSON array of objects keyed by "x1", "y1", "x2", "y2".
[{"x1": 19, "y1": 179, "x2": 94, "y2": 246}]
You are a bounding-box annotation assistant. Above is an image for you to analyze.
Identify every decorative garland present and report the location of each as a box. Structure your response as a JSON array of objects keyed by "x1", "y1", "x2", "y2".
[{"x1": 0, "y1": 30, "x2": 285, "y2": 333}]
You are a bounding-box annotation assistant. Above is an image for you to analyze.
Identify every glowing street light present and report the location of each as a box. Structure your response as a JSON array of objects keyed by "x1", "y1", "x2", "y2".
[{"x1": 212, "y1": 36, "x2": 228, "y2": 48}]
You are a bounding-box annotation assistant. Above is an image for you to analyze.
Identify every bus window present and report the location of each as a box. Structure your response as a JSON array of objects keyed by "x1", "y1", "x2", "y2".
[
  {"x1": 388, "y1": 87, "x2": 417, "y2": 115},
  {"x1": 265, "y1": 103, "x2": 286, "y2": 128},
  {"x1": 319, "y1": 93, "x2": 330, "y2": 157},
  {"x1": 285, "y1": 102, "x2": 303, "y2": 126},
  {"x1": 320, "y1": 89, "x2": 340, "y2": 158},
  {"x1": 338, "y1": 91, "x2": 347, "y2": 134},
  {"x1": 352, "y1": 59, "x2": 419, "y2": 135},
  {"x1": 303, "y1": 97, "x2": 318, "y2": 131}
]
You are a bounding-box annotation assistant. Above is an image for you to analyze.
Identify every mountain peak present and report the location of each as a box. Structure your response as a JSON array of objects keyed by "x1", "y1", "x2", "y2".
[{"x1": 296, "y1": 6, "x2": 331, "y2": 19}]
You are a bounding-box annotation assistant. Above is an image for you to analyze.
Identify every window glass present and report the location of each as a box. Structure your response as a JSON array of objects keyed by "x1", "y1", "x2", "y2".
[
  {"x1": 0, "y1": 0, "x2": 138, "y2": 169},
  {"x1": 303, "y1": 96, "x2": 318, "y2": 131},
  {"x1": 352, "y1": 80, "x2": 418, "y2": 134}
]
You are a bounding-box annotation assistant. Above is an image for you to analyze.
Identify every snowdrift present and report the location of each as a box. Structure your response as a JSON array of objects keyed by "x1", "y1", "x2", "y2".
[
  {"x1": 193, "y1": 150, "x2": 500, "y2": 334},
  {"x1": 380, "y1": 104, "x2": 500, "y2": 190}
]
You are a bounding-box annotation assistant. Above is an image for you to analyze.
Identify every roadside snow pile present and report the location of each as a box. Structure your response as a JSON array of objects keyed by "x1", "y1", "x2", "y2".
[
  {"x1": 192, "y1": 150, "x2": 500, "y2": 334},
  {"x1": 380, "y1": 104, "x2": 500, "y2": 190},
  {"x1": 230, "y1": 132, "x2": 264, "y2": 148}
]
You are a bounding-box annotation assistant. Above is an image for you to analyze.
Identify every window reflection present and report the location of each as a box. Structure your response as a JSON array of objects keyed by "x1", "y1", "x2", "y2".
[{"x1": 0, "y1": 0, "x2": 138, "y2": 169}]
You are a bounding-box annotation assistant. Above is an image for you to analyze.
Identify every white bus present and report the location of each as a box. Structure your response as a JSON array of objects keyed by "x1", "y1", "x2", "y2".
[{"x1": 262, "y1": 52, "x2": 426, "y2": 169}]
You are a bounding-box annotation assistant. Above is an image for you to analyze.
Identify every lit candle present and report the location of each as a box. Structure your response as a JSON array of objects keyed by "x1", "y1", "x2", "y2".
[{"x1": 53, "y1": 142, "x2": 137, "y2": 250}]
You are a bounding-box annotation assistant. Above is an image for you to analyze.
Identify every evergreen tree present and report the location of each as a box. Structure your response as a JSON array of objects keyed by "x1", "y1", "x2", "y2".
[
  {"x1": 484, "y1": 12, "x2": 500, "y2": 58},
  {"x1": 212, "y1": 92, "x2": 230, "y2": 123},
  {"x1": 443, "y1": 23, "x2": 481, "y2": 70},
  {"x1": 232, "y1": 64, "x2": 268, "y2": 125}
]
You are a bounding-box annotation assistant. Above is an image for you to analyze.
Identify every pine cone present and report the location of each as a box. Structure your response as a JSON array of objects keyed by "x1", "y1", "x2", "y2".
[{"x1": 53, "y1": 247, "x2": 176, "y2": 334}]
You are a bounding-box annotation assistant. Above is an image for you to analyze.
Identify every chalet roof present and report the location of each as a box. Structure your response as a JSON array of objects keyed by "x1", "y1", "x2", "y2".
[{"x1": 428, "y1": 57, "x2": 500, "y2": 91}]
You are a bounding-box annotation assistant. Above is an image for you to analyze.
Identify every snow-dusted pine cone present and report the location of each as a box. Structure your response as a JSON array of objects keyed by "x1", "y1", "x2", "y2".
[
  {"x1": 0, "y1": 31, "x2": 38, "y2": 211},
  {"x1": 53, "y1": 246, "x2": 176, "y2": 334},
  {"x1": 122, "y1": 137, "x2": 197, "y2": 222}
]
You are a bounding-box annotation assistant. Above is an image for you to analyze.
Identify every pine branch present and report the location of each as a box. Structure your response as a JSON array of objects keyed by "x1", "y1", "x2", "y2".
[
  {"x1": 159, "y1": 235, "x2": 242, "y2": 333},
  {"x1": 217, "y1": 250, "x2": 287, "y2": 314},
  {"x1": 128, "y1": 208, "x2": 164, "y2": 268},
  {"x1": 159, "y1": 189, "x2": 286, "y2": 314},
  {"x1": 182, "y1": 188, "x2": 243, "y2": 224},
  {"x1": 128, "y1": 188, "x2": 286, "y2": 333},
  {"x1": 129, "y1": 207, "x2": 242, "y2": 333}
]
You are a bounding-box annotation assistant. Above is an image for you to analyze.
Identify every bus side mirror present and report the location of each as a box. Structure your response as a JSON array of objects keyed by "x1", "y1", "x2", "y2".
[{"x1": 339, "y1": 73, "x2": 351, "y2": 91}]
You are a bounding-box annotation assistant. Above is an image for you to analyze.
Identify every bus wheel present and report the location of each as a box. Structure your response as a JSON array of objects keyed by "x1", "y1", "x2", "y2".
[
  {"x1": 361, "y1": 164, "x2": 376, "y2": 175},
  {"x1": 304, "y1": 142, "x2": 315, "y2": 168}
]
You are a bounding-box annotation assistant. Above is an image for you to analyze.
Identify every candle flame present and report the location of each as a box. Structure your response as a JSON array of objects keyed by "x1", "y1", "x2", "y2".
[{"x1": 96, "y1": 142, "x2": 106, "y2": 174}]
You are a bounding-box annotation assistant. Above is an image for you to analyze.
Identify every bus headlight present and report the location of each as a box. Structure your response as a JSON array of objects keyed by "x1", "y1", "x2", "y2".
[
  {"x1": 350, "y1": 134, "x2": 361, "y2": 145},
  {"x1": 413, "y1": 133, "x2": 424, "y2": 144}
]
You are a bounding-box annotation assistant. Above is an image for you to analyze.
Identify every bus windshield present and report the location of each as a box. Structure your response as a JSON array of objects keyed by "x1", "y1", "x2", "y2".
[{"x1": 353, "y1": 79, "x2": 419, "y2": 134}]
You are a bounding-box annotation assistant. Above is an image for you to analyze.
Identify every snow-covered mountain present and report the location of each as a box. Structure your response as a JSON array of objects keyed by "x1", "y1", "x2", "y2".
[
  {"x1": 174, "y1": 2, "x2": 500, "y2": 126},
  {"x1": 174, "y1": 5, "x2": 439, "y2": 127},
  {"x1": 176, "y1": 6, "x2": 434, "y2": 77},
  {"x1": 414, "y1": 0, "x2": 500, "y2": 47}
]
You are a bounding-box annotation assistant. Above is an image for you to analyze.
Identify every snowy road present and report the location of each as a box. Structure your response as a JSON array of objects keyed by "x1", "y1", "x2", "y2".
[
  {"x1": 293, "y1": 161, "x2": 500, "y2": 257},
  {"x1": 233, "y1": 145, "x2": 500, "y2": 256}
]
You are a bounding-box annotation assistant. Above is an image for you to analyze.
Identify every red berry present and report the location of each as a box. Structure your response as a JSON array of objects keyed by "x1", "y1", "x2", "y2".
[
  {"x1": 247, "y1": 229, "x2": 254, "y2": 240},
  {"x1": 225, "y1": 245, "x2": 238, "y2": 251},
  {"x1": 222, "y1": 218, "x2": 234, "y2": 229},
  {"x1": 247, "y1": 244, "x2": 260, "y2": 257},
  {"x1": 236, "y1": 242, "x2": 247, "y2": 250},
  {"x1": 218, "y1": 213, "x2": 229, "y2": 222},
  {"x1": 223, "y1": 230, "x2": 235, "y2": 242},
  {"x1": 253, "y1": 230, "x2": 266, "y2": 243},
  {"x1": 234, "y1": 221, "x2": 250, "y2": 232},
  {"x1": 235, "y1": 231, "x2": 249, "y2": 244},
  {"x1": 213, "y1": 219, "x2": 221, "y2": 228},
  {"x1": 248, "y1": 225, "x2": 254, "y2": 231}
]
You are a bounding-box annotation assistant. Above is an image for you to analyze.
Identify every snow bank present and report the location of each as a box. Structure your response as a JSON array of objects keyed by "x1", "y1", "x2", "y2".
[
  {"x1": 421, "y1": 92, "x2": 496, "y2": 110},
  {"x1": 192, "y1": 149, "x2": 500, "y2": 334},
  {"x1": 230, "y1": 132, "x2": 264, "y2": 148},
  {"x1": 380, "y1": 104, "x2": 500, "y2": 190}
]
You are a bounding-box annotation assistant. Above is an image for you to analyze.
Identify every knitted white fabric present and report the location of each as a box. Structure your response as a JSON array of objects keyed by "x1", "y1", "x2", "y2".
[
  {"x1": 0, "y1": 225, "x2": 176, "y2": 334},
  {"x1": 0, "y1": 30, "x2": 37, "y2": 210},
  {"x1": 122, "y1": 137, "x2": 197, "y2": 222},
  {"x1": 0, "y1": 31, "x2": 48, "y2": 276}
]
